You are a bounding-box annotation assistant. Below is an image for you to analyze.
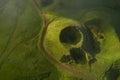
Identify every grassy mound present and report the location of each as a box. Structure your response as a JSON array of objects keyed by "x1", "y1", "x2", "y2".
[
  {"x1": 44, "y1": 11, "x2": 120, "y2": 80},
  {"x1": 0, "y1": 0, "x2": 120, "y2": 80}
]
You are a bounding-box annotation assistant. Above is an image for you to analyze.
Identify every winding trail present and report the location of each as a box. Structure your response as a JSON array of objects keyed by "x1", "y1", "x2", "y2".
[{"x1": 33, "y1": 0, "x2": 96, "y2": 80}]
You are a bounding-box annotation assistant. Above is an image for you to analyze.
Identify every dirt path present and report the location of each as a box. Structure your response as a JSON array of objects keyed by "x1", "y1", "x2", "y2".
[{"x1": 33, "y1": 0, "x2": 96, "y2": 80}]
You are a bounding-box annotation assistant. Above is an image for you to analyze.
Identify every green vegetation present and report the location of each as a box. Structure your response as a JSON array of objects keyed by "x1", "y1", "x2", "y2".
[
  {"x1": 0, "y1": 0, "x2": 120, "y2": 80},
  {"x1": 70, "y1": 48, "x2": 87, "y2": 64},
  {"x1": 40, "y1": 0, "x2": 54, "y2": 7},
  {"x1": 0, "y1": 0, "x2": 60, "y2": 80},
  {"x1": 103, "y1": 59, "x2": 120, "y2": 80},
  {"x1": 60, "y1": 26, "x2": 81, "y2": 45},
  {"x1": 42, "y1": 0, "x2": 120, "y2": 79}
]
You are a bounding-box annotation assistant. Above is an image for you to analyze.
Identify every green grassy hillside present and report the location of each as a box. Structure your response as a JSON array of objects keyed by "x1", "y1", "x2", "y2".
[
  {"x1": 0, "y1": 0, "x2": 60, "y2": 80},
  {"x1": 0, "y1": 0, "x2": 120, "y2": 80},
  {"x1": 41, "y1": 0, "x2": 120, "y2": 80}
]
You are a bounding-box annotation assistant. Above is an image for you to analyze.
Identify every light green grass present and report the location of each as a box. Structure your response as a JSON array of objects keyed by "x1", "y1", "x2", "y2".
[
  {"x1": 0, "y1": 0, "x2": 120, "y2": 80},
  {"x1": 44, "y1": 17, "x2": 83, "y2": 59},
  {"x1": 42, "y1": 0, "x2": 120, "y2": 79}
]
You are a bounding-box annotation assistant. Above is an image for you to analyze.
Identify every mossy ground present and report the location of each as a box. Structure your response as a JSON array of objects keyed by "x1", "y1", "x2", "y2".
[
  {"x1": 0, "y1": 0, "x2": 60, "y2": 80},
  {"x1": 42, "y1": 0, "x2": 120, "y2": 80},
  {"x1": 0, "y1": 0, "x2": 120, "y2": 80}
]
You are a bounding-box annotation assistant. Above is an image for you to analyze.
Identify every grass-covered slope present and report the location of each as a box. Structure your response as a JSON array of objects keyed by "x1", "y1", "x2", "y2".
[
  {"x1": 0, "y1": 0, "x2": 120, "y2": 80},
  {"x1": 40, "y1": 0, "x2": 120, "y2": 80},
  {"x1": 0, "y1": 0, "x2": 60, "y2": 80}
]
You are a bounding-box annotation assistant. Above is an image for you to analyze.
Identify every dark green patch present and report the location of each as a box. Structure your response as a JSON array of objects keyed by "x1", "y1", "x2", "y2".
[
  {"x1": 80, "y1": 26, "x2": 100, "y2": 56},
  {"x1": 70, "y1": 48, "x2": 87, "y2": 64},
  {"x1": 60, "y1": 55, "x2": 72, "y2": 63},
  {"x1": 60, "y1": 48, "x2": 87, "y2": 64},
  {"x1": 60, "y1": 26, "x2": 81, "y2": 45},
  {"x1": 41, "y1": 0, "x2": 54, "y2": 7},
  {"x1": 103, "y1": 59, "x2": 120, "y2": 80},
  {"x1": 15, "y1": 72, "x2": 51, "y2": 80},
  {"x1": 84, "y1": 18, "x2": 102, "y2": 27},
  {"x1": 111, "y1": 14, "x2": 120, "y2": 41}
]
